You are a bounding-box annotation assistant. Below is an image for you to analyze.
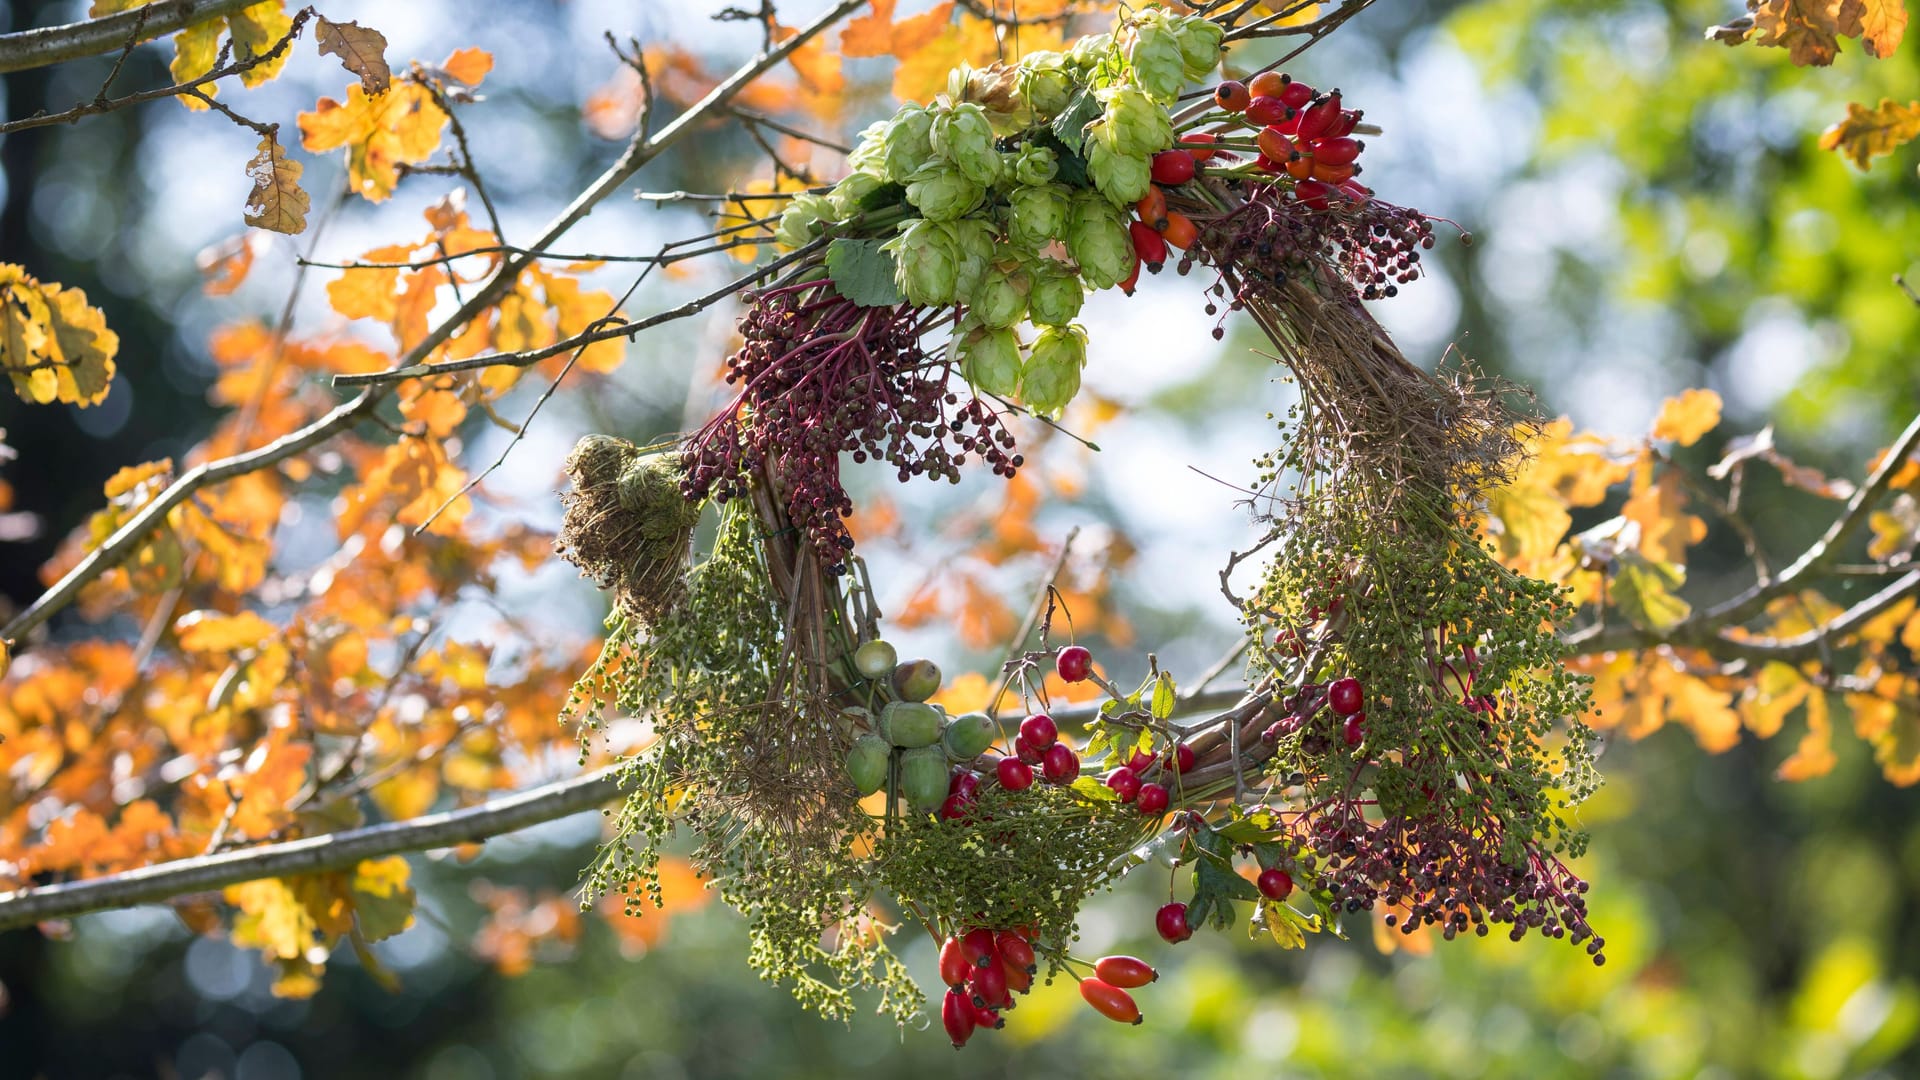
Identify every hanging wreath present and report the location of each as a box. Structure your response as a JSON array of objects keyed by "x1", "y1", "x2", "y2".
[{"x1": 557, "y1": 5, "x2": 1600, "y2": 1045}]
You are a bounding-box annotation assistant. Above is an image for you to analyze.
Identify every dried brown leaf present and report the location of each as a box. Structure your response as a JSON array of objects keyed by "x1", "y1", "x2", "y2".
[
  {"x1": 243, "y1": 134, "x2": 311, "y2": 235},
  {"x1": 316, "y1": 16, "x2": 392, "y2": 94}
]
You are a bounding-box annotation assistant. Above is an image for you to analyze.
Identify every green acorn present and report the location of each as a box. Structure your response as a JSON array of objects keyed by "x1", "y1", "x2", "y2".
[
  {"x1": 898, "y1": 746, "x2": 951, "y2": 813},
  {"x1": 882, "y1": 701, "x2": 945, "y2": 748},
  {"x1": 943, "y1": 713, "x2": 998, "y2": 760},
  {"x1": 845, "y1": 735, "x2": 892, "y2": 796}
]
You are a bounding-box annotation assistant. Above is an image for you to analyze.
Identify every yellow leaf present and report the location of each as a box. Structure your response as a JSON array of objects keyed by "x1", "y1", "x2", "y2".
[
  {"x1": 175, "y1": 609, "x2": 277, "y2": 652},
  {"x1": 1254, "y1": 1, "x2": 1322, "y2": 26},
  {"x1": 227, "y1": 877, "x2": 317, "y2": 959},
  {"x1": 298, "y1": 82, "x2": 449, "y2": 202},
  {"x1": 0, "y1": 265, "x2": 120, "y2": 407},
  {"x1": 843, "y1": 0, "x2": 903, "y2": 57},
  {"x1": 1867, "y1": 493, "x2": 1919, "y2": 561},
  {"x1": 1661, "y1": 666, "x2": 1742, "y2": 752},
  {"x1": 242, "y1": 134, "x2": 310, "y2": 235},
  {"x1": 1747, "y1": 0, "x2": 1856, "y2": 66},
  {"x1": 1859, "y1": 0, "x2": 1908, "y2": 57},
  {"x1": 227, "y1": 2, "x2": 292, "y2": 88},
  {"x1": 1622, "y1": 469, "x2": 1707, "y2": 566},
  {"x1": 773, "y1": 22, "x2": 846, "y2": 98},
  {"x1": 1651, "y1": 388, "x2": 1722, "y2": 446},
  {"x1": 169, "y1": 18, "x2": 225, "y2": 109},
  {"x1": 439, "y1": 47, "x2": 494, "y2": 87},
  {"x1": 1819, "y1": 98, "x2": 1920, "y2": 170},
  {"x1": 316, "y1": 17, "x2": 392, "y2": 94},
  {"x1": 893, "y1": 19, "x2": 970, "y2": 103},
  {"x1": 1741, "y1": 662, "x2": 1811, "y2": 737},
  {"x1": 1776, "y1": 687, "x2": 1836, "y2": 780}
]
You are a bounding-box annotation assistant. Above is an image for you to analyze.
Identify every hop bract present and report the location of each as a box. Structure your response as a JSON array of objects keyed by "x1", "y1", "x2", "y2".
[
  {"x1": 905, "y1": 162, "x2": 984, "y2": 222},
  {"x1": 1023, "y1": 323, "x2": 1088, "y2": 417},
  {"x1": 884, "y1": 219, "x2": 961, "y2": 306},
  {"x1": 1095, "y1": 86, "x2": 1173, "y2": 158},
  {"x1": 1027, "y1": 262, "x2": 1085, "y2": 327},
  {"x1": 972, "y1": 266, "x2": 1030, "y2": 329},
  {"x1": 1016, "y1": 52, "x2": 1074, "y2": 119},
  {"x1": 947, "y1": 219, "x2": 998, "y2": 297},
  {"x1": 930, "y1": 102, "x2": 1002, "y2": 185},
  {"x1": 882, "y1": 106, "x2": 936, "y2": 183},
  {"x1": 958, "y1": 325, "x2": 1023, "y2": 398},
  {"x1": 774, "y1": 192, "x2": 833, "y2": 249},
  {"x1": 827, "y1": 170, "x2": 886, "y2": 219},
  {"x1": 1067, "y1": 192, "x2": 1135, "y2": 290},
  {"x1": 1012, "y1": 144, "x2": 1060, "y2": 187},
  {"x1": 1127, "y1": 19, "x2": 1188, "y2": 102},
  {"x1": 1171, "y1": 14, "x2": 1225, "y2": 78},
  {"x1": 1007, "y1": 183, "x2": 1073, "y2": 251},
  {"x1": 1087, "y1": 138, "x2": 1152, "y2": 206}
]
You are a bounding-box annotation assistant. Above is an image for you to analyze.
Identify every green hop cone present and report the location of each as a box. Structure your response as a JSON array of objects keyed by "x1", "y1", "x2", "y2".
[
  {"x1": 929, "y1": 102, "x2": 1002, "y2": 185},
  {"x1": 1016, "y1": 52, "x2": 1074, "y2": 119},
  {"x1": 1007, "y1": 183, "x2": 1073, "y2": 251},
  {"x1": 882, "y1": 106, "x2": 936, "y2": 183},
  {"x1": 971, "y1": 266, "x2": 1030, "y2": 329},
  {"x1": 1066, "y1": 32, "x2": 1113, "y2": 71},
  {"x1": 904, "y1": 162, "x2": 984, "y2": 221},
  {"x1": 1094, "y1": 86, "x2": 1173, "y2": 158},
  {"x1": 1086, "y1": 137, "x2": 1152, "y2": 206},
  {"x1": 1022, "y1": 323, "x2": 1087, "y2": 418},
  {"x1": 1011, "y1": 144, "x2": 1060, "y2": 187},
  {"x1": 1067, "y1": 191, "x2": 1135, "y2": 290},
  {"x1": 773, "y1": 191, "x2": 834, "y2": 249},
  {"x1": 1172, "y1": 15, "x2": 1226, "y2": 79},
  {"x1": 846, "y1": 119, "x2": 890, "y2": 173},
  {"x1": 883, "y1": 219, "x2": 960, "y2": 306},
  {"x1": 827, "y1": 170, "x2": 887, "y2": 219},
  {"x1": 1127, "y1": 21, "x2": 1187, "y2": 103},
  {"x1": 946, "y1": 218, "x2": 998, "y2": 297},
  {"x1": 958, "y1": 325, "x2": 1023, "y2": 398},
  {"x1": 1027, "y1": 262, "x2": 1085, "y2": 326}
]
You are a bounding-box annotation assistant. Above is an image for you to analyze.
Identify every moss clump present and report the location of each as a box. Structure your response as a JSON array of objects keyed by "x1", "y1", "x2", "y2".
[{"x1": 554, "y1": 435, "x2": 702, "y2": 624}]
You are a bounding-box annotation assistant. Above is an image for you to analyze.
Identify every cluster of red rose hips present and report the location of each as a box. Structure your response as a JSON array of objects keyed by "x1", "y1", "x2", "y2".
[
  {"x1": 939, "y1": 924, "x2": 1163, "y2": 1046},
  {"x1": 944, "y1": 645, "x2": 1189, "y2": 822},
  {"x1": 1214, "y1": 71, "x2": 1370, "y2": 210}
]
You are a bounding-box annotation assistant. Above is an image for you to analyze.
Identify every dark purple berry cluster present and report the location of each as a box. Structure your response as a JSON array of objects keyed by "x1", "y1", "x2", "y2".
[{"x1": 681, "y1": 282, "x2": 1023, "y2": 569}]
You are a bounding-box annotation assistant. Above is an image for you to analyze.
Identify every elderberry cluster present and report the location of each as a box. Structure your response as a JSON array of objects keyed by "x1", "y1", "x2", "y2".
[
  {"x1": 1295, "y1": 811, "x2": 1606, "y2": 964},
  {"x1": 1190, "y1": 183, "x2": 1439, "y2": 306},
  {"x1": 681, "y1": 283, "x2": 1023, "y2": 568}
]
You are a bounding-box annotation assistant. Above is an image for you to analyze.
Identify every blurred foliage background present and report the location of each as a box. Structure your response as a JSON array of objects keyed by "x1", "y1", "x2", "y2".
[{"x1": 2, "y1": 0, "x2": 1919, "y2": 1076}]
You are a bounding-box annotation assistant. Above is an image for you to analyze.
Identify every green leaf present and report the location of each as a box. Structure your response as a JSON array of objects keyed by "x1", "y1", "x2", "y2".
[
  {"x1": 1051, "y1": 87, "x2": 1100, "y2": 154},
  {"x1": 855, "y1": 180, "x2": 906, "y2": 214},
  {"x1": 1611, "y1": 550, "x2": 1692, "y2": 631},
  {"x1": 1070, "y1": 775, "x2": 1118, "y2": 802},
  {"x1": 1150, "y1": 672, "x2": 1176, "y2": 720},
  {"x1": 825, "y1": 237, "x2": 905, "y2": 308},
  {"x1": 1082, "y1": 724, "x2": 1111, "y2": 764}
]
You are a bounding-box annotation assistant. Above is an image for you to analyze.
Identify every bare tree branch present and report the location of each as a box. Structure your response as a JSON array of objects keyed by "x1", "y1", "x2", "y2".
[
  {"x1": 0, "y1": 0, "x2": 261, "y2": 75},
  {"x1": 0, "y1": 767, "x2": 625, "y2": 931}
]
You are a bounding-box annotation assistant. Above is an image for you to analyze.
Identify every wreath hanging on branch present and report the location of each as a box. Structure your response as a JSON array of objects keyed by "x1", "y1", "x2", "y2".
[{"x1": 557, "y1": 5, "x2": 1601, "y2": 1044}]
